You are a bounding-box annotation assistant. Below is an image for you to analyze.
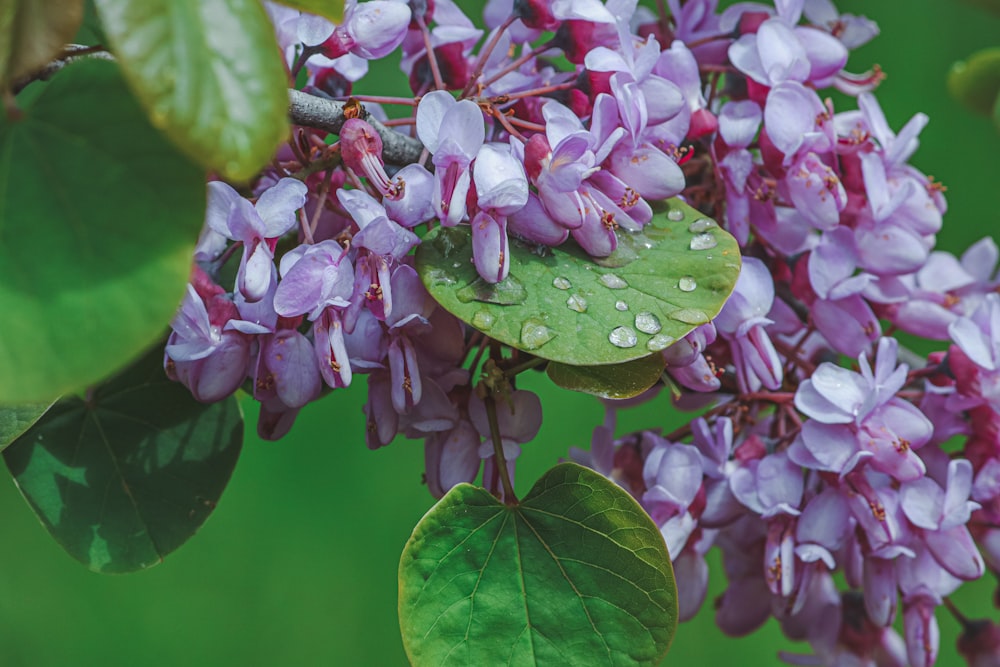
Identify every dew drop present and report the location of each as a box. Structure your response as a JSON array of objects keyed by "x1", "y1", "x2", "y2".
[
  {"x1": 690, "y1": 233, "x2": 718, "y2": 251},
  {"x1": 615, "y1": 300, "x2": 628, "y2": 311},
  {"x1": 552, "y1": 276, "x2": 572, "y2": 290},
  {"x1": 634, "y1": 311, "x2": 662, "y2": 335},
  {"x1": 472, "y1": 310, "x2": 495, "y2": 330},
  {"x1": 428, "y1": 269, "x2": 457, "y2": 286},
  {"x1": 520, "y1": 319, "x2": 555, "y2": 350},
  {"x1": 669, "y1": 308, "x2": 710, "y2": 324},
  {"x1": 688, "y1": 218, "x2": 718, "y2": 233},
  {"x1": 566, "y1": 294, "x2": 588, "y2": 313},
  {"x1": 599, "y1": 273, "x2": 629, "y2": 289},
  {"x1": 646, "y1": 333, "x2": 676, "y2": 352},
  {"x1": 678, "y1": 276, "x2": 697, "y2": 292},
  {"x1": 609, "y1": 326, "x2": 638, "y2": 348},
  {"x1": 667, "y1": 208, "x2": 685, "y2": 221}
]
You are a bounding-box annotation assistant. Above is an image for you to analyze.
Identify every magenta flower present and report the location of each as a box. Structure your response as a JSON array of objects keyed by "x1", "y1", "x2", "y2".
[
  {"x1": 416, "y1": 91, "x2": 485, "y2": 226},
  {"x1": 714, "y1": 256, "x2": 784, "y2": 392},
  {"x1": 791, "y1": 338, "x2": 931, "y2": 482},
  {"x1": 206, "y1": 178, "x2": 307, "y2": 302},
  {"x1": 469, "y1": 142, "x2": 529, "y2": 283}
]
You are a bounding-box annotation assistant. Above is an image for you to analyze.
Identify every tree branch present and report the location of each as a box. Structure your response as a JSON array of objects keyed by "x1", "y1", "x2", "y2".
[
  {"x1": 12, "y1": 45, "x2": 115, "y2": 94},
  {"x1": 287, "y1": 89, "x2": 424, "y2": 167}
]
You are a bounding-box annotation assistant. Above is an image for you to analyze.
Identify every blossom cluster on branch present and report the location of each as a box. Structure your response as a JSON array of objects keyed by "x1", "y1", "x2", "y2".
[{"x1": 162, "y1": 0, "x2": 1000, "y2": 664}]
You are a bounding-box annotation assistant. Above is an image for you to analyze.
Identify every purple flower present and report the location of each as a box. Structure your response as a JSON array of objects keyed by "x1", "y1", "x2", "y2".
[
  {"x1": 165, "y1": 281, "x2": 256, "y2": 403},
  {"x1": 206, "y1": 178, "x2": 307, "y2": 302},
  {"x1": 416, "y1": 91, "x2": 485, "y2": 226},
  {"x1": 948, "y1": 294, "x2": 1000, "y2": 413},
  {"x1": 900, "y1": 459, "x2": 984, "y2": 580},
  {"x1": 469, "y1": 142, "x2": 529, "y2": 283},
  {"x1": 714, "y1": 256, "x2": 784, "y2": 391},
  {"x1": 728, "y1": 0, "x2": 847, "y2": 89},
  {"x1": 305, "y1": 0, "x2": 411, "y2": 60},
  {"x1": 791, "y1": 338, "x2": 931, "y2": 481}
]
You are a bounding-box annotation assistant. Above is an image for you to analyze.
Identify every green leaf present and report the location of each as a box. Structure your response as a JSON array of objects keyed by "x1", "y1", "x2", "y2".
[
  {"x1": 0, "y1": 402, "x2": 54, "y2": 452},
  {"x1": 3, "y1": 345, "x2": 244, "y2": 573},
  {"x1": 0, "y1": 0, "x2": 84, "y2": 88},
  {"x1": 416, "y1": 199, "x2": 741, "y2": 366},
  {"x1": 271, "y1": 0, "x2": 345, "y2": 23},
  {"x1": 948, "y1": 47, "x2": 1000, "y2": 120},
  {"x1": 547, "y1": 354, "x2": 667, "y2": 400},
  {"x1": 0, "y1": 59, "x2": 204, "y2": 403},
  {"x1": 93, "y1": 0, "x2": 289, "y2": 181},
  {"x1": 399, "y1": 462, "x2": 677, "y2": 666}
]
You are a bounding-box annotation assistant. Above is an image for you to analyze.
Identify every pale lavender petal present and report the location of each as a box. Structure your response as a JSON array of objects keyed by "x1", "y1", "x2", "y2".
[
  {"x1": 385, "y1": 164, "x2": 436, "y2": 228},
  {"x1": 900, "y1": 477, "x2": 943, "y2": 530},
  {"x1": 266, "y1": 330, "x2": 321, "y2": 408},
  {"x1": 206, "y1": 181, "x2": 242, "y2": 237},
  {"x1": 608, "y1": 143, "x2": 684, "y2": 199},
  {"x1": 757, "y1": 19, "x2": 810, "y2": 84},
  {"x1": 509, "y1": 193, "x2": 569, "y2": 245},
  {"x1": 674, "y1": 551, "x2": 709, "y2": 622},
  {"x1": 795, "y1": 364, "x2": 866, "y2": 423},
  {"x1": 719, "y1": 100, "x2": 762, "y2": 148},
  {"x1": 756, "y1": 451, "x2": 803, "y2": 511},
  {"x1": 255, "y1": 177, "x2": 308, "y2": 237},
  {"x1": 925, "y1": 525, "x2": 984, "y2": 580},
  {"x1": 416, "y1": 91, "x2": 455, "y2": 153},
  {"x1": 239, "y1": 243, "x2": 274, "y2": 303},
  {"x1": 863, "y1": 556, "x2": 898, "y2": 627},
  {"x1": 474, "y1": 143, "x2": 528, "y2": 215}
]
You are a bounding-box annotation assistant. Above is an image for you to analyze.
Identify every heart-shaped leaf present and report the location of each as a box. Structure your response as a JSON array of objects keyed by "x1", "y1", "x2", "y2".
[
  {"x1": 416, "y1": 199, "x2": 740, "y2": 367},
  {"x1": 3, "y1": 346, "x2": 244, "y2": 573},
  {"x1": 0, "y1": 59, "x2": 204, "y2": 403},
  {"x1": 93, "y1": 0, "x2": 289, "y2": 181},
  {"x1": 547, "y1": 354, "x2": 666, "y2": 400},
  {"x1": 399, "y1": 462, "x2": 677, "y2": 666}
]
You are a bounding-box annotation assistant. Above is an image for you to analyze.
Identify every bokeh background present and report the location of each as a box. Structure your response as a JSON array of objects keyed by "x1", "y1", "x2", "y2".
[{"x1": 2, "y1": 1, "x2": 998, "y2": 665}]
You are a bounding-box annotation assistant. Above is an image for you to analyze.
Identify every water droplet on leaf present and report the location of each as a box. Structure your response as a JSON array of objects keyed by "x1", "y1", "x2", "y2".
[
  {"x1": 615, "y1": 300, "x2": 628, "y2": 311},
  {"x1": 678, "y1": 276, "x2": 697, "y2": 292},
  {"x1": 688, "y1": 218, "x2": 717, "y2": 233},
  {"x1": 647, "y1": 333, "x2": 676, "y2": 351},
  {"x1": 428, "y1": 269, "x2": 456, "y2": 286},
  {"x1": 609, "y1": 326, "x2": 638, "y2": 348},
  {"x1": 472, "y1": 311, "x2": 495, "y2": 330},
  {"x1": 635, "y1": 311, "x2": 662, "y2": 334},
  {"x1": 457, "y1": 275, "x2": 527, "y2": 304},
  {"x1": 566, "y1": 294, "x2": 588, "y2": 313},
  {"x1": 667, "y1": 208, "x2": 685, "y2": 221},
  {"x1": 599, "y1": 273, "x2": 629, "y2": 289},
  {"x1": 520, "y1": 319, "x2": 555, "y2": 350},
  {"x1": 552, "y1": 276, "x2": 572, "y2": 290},
  {"x1": 690, "y1": 233, "x2": 718, "y2": 250}
]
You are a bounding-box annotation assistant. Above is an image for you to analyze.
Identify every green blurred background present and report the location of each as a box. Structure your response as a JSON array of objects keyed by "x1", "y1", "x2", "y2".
[{"x1": 3, "y1": 1, "x2": 998, "y2": 665}]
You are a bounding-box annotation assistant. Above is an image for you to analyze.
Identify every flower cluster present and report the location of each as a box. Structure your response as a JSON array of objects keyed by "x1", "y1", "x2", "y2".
[{"x1": 164, "y1": 0, "x2": 1000, "y2": 664}]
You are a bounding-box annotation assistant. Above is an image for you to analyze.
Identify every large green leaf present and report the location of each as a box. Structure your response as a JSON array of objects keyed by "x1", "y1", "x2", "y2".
[
  {"x1": 547, "y1": 354, "x2": 666, "y2": 400},
  {"x1": 93, "y1": 0, "x2": 289, "y2": 181},
  {"x1": 0, "y1": 59, "x2": 204, "y2": 403},
  {"x1": 0, "y1": 0, "x2": 84, "y2": 88},
  {"x1": 399, "y1": 462, "x2": 677, "y2": 666},
  {"x1": 0, "y1": 402, "x2": 54, "y2": 452},
  {"x1": 271, "y1": 0, "x2": 345, "y2": 22},
  {"x1": 416, "y1": 199, "x2": 741, "y2": 366},
  {"x1": 3, "y1": 346, "x2": 244, "y2": 573}
]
